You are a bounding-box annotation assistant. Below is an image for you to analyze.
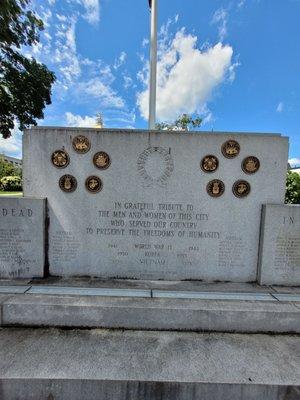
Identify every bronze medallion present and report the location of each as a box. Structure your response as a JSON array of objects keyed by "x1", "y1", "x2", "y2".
[
  {"x1": 85, "y1": 175, "x2": 102, "y2": 193},
  {"x1": 51, "y1": 150, "x2": 70, "y2": 168},
  {"x1": 72, "y1": 135, "x2": 90, "y2": 154},
  {"x1": 93, "y1": 151, "x2": 111, "y2": 169},
  {"x1": 207, "y1": 179, "x2": 225, "y2": 197},
  {"x1": 59, "y1": 174, "x2": 77, "y2": 193},
  {"x1": 201, "y1": 155, "x2": 219, "y2": 173},
  {"x1": 232, "y1": 180, "x2": 251, "y2": 198},
  {"x1": 242, "y1": 156, "x2": 260, "y2": 174},
  {"x1": 221, "y1": 140, "x2": 240, "y2": 159}
]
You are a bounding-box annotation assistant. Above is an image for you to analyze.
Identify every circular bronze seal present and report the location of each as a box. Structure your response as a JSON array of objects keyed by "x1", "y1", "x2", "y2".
[
  {"x1": 72, "y1": 135, "x2": 90, "y2": 154},
  {"x1": 93, "y1": 151, "x2": 110, "y2": 170},
  {"x1": 59, "y1": 175, "x2": 77, "y2": 193},
  {"x1": 207, "y1": 179, "x2": 225, "y2": 197},
  {"x1": 201, "y1": 155, "x2": 219, "y2": 173},
  {"x1": 51, "y1": 150, "x2": 69, "y2": 168},
  {"x1": 242, "y1": 156, "x2": 260, "y2": 174},
  {"x1": 232, "y1": 180, "x2": 251, "y2": 198},
  {"x1": 221, "y1": 140, "x2": 240, "y2": 159},
  {"x1": 85, "y1": 175, "x2": 102, "y2": 193}
]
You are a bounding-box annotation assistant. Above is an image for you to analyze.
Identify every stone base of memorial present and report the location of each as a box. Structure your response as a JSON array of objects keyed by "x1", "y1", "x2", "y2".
[
  {"x1": 258, "y1": 204, "x2": 300, "y2": 286},
  {"x1": 0, "y1": 198, "x2": 46, "y2": 279}
]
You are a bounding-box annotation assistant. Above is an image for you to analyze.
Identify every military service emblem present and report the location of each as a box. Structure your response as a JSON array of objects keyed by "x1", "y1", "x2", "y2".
[
  {"x1": 51, "y1": 150, "x2": 69, "y2": 168},
  {"x1": 207, "y1": 179, "x2": 225, "y2": 197},
  {"x1": 221, "y1": 140, "x2": 240, "y2": 159},
  {"x1": 233, "y1": 180, "x2": 251, "y2": 198},
  {"x1": 59, "y1": 175, "x2": 77, "y2": 193},
  {"x1": 201, "y1": 155, "x2": 219, "y2": 173},
  {"x1": 242, "y1": 156, "x2": 260, "y2": 174},
  {"x1": 85, "y1": 176, "x2": 102, "y2": 193},
  {"x1": 72, "y1": 135, "x2": 91, "y2": 154},
  {"x1": 93, "y1": 151, "x2": 110, "y2": 169}
]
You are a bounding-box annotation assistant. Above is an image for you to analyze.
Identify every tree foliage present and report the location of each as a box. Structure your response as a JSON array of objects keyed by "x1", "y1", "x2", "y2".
[
  {"x1": 0, "y1": 175, "x2": 22, "y2": 191},
  {"x1": 0, "y1": 156, "x2": 22, "y2": 179},
  {"x1": 155, "y1": 114, "x2": 202, "y2": 131},
  {"x1": 0, "y1": 0, "x2": 56, "y2": 138},
  {"x1": 285, "y1": 170, "x2": 300, "y2": 204}
]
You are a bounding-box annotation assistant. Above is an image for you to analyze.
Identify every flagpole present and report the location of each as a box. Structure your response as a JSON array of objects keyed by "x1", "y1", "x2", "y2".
[{"x1": 149, "y1": 0, "x2": 157, "y2": 130}]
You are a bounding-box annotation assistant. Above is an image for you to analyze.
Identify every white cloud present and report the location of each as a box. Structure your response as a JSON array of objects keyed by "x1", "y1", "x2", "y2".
[
  {"x1": 113, "y1": 51, "x2": 127, "y2": 70},
  {"x1": 123, "y1": 75, "x2": 133, "y2": 89},
  {"x1": 276, "y1": 101, "x2": 284, "y2": 113},
  {"x1": 237, "y1": 0, "x2": 246, "y2": 8},
  {"x1": 212, "y1": 8, "x2": 228, "y2": 42},
  {"x1": 65, "y1": 112, "x2": 97, "y2": 127},
  {"x1": 0, "y1": 127, "x2": 22, "y2": 158},
  {"x1": 80, "y1": 0, "x2": 100, "y2": 25},
  {"x1": 142, "y1": 38, "x2": 149, "y2": 47},
  {"x1": 137, "y1": 28, "x2": 235, "y2": 121},
  {"x1": 76, "y1": 77, "x2": 125, "y2": 108},
  {"x1": 289, "y1": 158, "x2": 300, "y2": 167}
]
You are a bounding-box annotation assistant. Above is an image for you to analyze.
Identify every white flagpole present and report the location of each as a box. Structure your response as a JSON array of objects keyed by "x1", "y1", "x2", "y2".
[{"x1": 149, "y1": 0, "x2": 157, "y2": 130}]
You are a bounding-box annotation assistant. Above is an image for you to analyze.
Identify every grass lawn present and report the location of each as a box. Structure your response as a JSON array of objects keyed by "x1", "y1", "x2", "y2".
[{"x1": 0, "y1": 191, "x2": 23, "y2": 197}]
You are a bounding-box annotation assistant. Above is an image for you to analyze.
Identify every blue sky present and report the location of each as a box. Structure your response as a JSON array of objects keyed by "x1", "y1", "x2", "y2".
[{"x1": 0, "y1": 0, "x2": 299, "y2": 165}]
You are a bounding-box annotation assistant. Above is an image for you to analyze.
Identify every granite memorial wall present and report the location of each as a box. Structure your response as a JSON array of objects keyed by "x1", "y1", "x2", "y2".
[{"x1": 22, "y1": 127, "x2": 289, "y2": 282}]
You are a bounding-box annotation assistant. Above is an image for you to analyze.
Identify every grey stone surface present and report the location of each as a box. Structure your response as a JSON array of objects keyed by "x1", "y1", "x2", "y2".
[
  {"x1": 152, "y1": 290, "x2": 276, "y2": 301},
  {"x1": 28, "y1": 285, "x2": 151, "y2": 297},
  {"x1": 0, "y1": 328, "x2": 299, "y2": 400},
  {"x1": 3, "y1": 293, "x2": 299, "y2": 332},
  {"x1": 0, "y1": 198, "x2": 45, "y2": 279},
  {"x1": 0, "y1": 295, "x2": 12, "y2": 326},
  {"x1": 258, "y1": 204, "x2": 300, "y2": 285},
  {"x1": 29, "y1": 277, "x2": 275, "y2": 292},
  {"x1": 1, "y1": 379, "x2": 299, "y2": 400},
  {"x1": 272, "y1": 293, "x2": 300, "y2": 302},
  {"x1": 0, "y1": 286, "x2": 30, "y2": 294},
  {"x1": 23, "y1": 127, "x2": 288, "y2": 282}
]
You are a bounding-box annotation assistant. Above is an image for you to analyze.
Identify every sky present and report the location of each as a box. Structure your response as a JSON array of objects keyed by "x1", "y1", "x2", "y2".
[{"x1": 0, "y1": 0, "x2": 299, "y2": 166}]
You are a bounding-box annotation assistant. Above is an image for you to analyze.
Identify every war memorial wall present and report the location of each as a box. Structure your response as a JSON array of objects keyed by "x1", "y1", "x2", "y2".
[{"x1": 0, "y1": 126, "x2": 292, "y2": 285}]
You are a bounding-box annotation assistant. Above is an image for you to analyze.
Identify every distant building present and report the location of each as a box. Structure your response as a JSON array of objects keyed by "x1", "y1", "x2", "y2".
[
  {"x1": 0, "y1": 154, "x2": 22, "y2": 169},
  {"x1": 288, "y1": 162, "x2": 300, "y2": 175}
]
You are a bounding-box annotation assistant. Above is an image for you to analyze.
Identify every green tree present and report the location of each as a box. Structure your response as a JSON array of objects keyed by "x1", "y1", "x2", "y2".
[
  {"x1": 156, "y1": 113, "x2": 202, "y2": 131},
  {"x1": 0, "y1": 156, "x2": 21, "y2": 179},
  {"x1": 0, "y1": 0, "x2": 56, "y2": 139},
  {"x1": 285, "y1": 170, "x2": 300, "y2": 204}
]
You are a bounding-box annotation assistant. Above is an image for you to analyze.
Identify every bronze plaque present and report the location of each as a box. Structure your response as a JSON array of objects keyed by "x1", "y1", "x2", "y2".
[
  {"x1": 233, "y1": 180, "x2": 251, "y2": 198},
  {"x1": 201, "y1": 155, "x2": 219, "y2": 173},
  {"x1": 85, "y1": 175, "x2": 102, "y2": 193},
  {"x1": 242, "y1": 156, "x2": 260, "y2": 174},
  {"x1": 221, "y1": 140, "x2": 240, "y2": 158},
  {"x1": 59, "y1": 174, "x2": 77, "y2": 193},
  {"x1": 207, "y1": 179, "x2": 225, "y2": 197},
  {"x1": 51, "y1": 150, "x2": 70, "y2": 168},
  {"x1": 72, "y1": 135, "x2": 90, "y2": 154},
  {"x1": 93, "y1": 151, "x2": 111, "y2": 169}
]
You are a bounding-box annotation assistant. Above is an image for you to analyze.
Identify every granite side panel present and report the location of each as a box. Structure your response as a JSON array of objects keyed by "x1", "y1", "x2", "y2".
[
  {"x1": 258, "y1": 204, "x2": 300, "y2": 285},
  {"x1": 0, "y1": 198, "x2": 46, "y2": 278}
]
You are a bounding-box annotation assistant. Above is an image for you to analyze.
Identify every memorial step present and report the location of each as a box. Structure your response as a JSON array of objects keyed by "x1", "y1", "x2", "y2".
[
  {"x1": 0, "y1": 282, "x2": 299, "y2": 333},
  {"x1": 0, "y1": 327, "x2": 299, "y2": 400}
]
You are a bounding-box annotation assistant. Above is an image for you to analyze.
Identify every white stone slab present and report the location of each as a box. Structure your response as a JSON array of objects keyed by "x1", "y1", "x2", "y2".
[
  {"x1": 258, "y1": 204, "x2": 300, "y2": 285},
  {"x1": 23, "y1": 128, "x2": 288, "y2": 281},
  {"x1": 0, "y1": 198, "x2": 45, "y2": 278}
]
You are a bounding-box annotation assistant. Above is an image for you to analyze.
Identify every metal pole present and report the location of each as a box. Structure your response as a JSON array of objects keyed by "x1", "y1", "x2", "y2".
[{"x1": 148, "y1": 0, "x2": 157, "y2": 130}]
